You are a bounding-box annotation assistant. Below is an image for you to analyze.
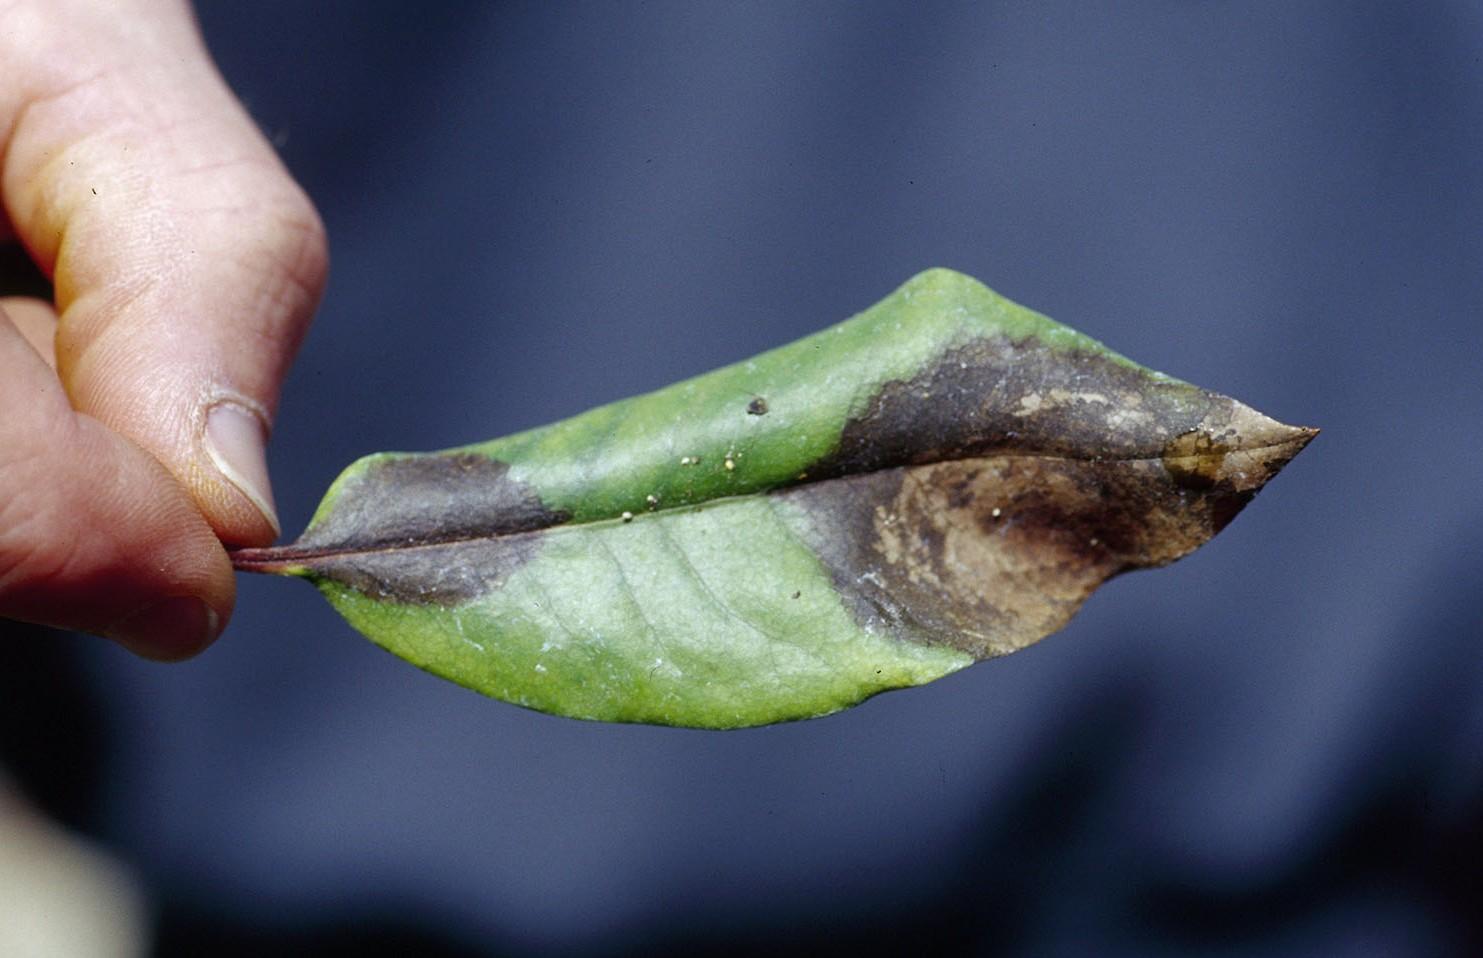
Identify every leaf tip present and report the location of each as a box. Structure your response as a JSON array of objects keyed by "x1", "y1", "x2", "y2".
[{"x1": 1226, "y1": 406, "x2": 1319, "y2": 479}]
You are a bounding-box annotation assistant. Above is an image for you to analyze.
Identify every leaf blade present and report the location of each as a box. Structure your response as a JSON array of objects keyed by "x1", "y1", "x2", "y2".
[{"x1": 234, "y1": 269, "x2": 1314, "y2": 727}]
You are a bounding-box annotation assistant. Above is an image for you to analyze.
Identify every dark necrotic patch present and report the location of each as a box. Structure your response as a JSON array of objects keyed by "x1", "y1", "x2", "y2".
[
  {"x1": 808, "y1": 336, "x2": 1227, "y2": 480},
  {"x1": 1161, "y1": 430, "x2": 1229, "y2": 491},
  {"x1": 297, "y1": 453, "x2": 569, "y2": 552},
  {"x1": 275, "y1": 453, "x2": 570, "y2": 606},
  {"x1": 780, "y1": 453, "x2": 1240, "y2": 659},
  {"x1": 309, "y1": 534, "x2": 543, "y2": 607},
  {"x1": 777, "y1": 467, "x2": 946, "y2": 645}
]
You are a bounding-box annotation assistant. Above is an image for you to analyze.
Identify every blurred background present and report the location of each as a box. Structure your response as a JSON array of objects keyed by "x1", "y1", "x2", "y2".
[{"x1": 2, "y1": 1, "x2": 1479, "y2": 955}]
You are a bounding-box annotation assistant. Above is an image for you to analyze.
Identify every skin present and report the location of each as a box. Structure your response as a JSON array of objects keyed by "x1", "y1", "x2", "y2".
[{"x1": 0, "y1": 0, "x2": 327, "y2": 658}]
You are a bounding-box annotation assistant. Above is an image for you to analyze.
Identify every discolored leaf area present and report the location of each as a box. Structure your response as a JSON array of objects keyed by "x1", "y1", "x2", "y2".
[{"x1": 233, "y1": 269, "x2": 1315, "y2": 728}]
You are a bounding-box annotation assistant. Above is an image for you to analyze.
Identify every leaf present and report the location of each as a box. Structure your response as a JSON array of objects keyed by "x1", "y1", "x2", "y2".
[{"x1": 233, "y1": 269, "x2": 1315, "y2": 728}]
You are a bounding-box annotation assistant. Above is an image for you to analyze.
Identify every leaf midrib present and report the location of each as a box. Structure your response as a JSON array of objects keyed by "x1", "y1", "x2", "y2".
[{"x1": 229, "y1": 433, "x2": 1312, "y2": 572}]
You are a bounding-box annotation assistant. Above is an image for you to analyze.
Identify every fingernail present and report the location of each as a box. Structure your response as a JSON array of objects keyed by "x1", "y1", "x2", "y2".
[
  {"x1": 205, "y1": 400, "x2": 279, "y2": 535},
  {"x1": 105, "y1": 596, "x2": 221, "y2": 661}
]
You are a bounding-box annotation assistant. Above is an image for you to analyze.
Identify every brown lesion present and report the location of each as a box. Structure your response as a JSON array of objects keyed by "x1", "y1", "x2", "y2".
[
  {"x1": 295, "y1": 453, "x2": 569, "y2": 552},
  {"x1": 783, "y1": 408, "x2": 1314, "y2": 659},
  {"x1": 231, "y1": 453, "x2": 571, "y2": 606},
  {"x1": 780, "y1": 333, "x2": 1316, "y2": 658},
  {"x1": 303, "y1": 533, "x2": 545, "y2": 606},
  {"x1": 1162, "y1": 430, "x2": 1229, "y2": 490},
  {"x1": 807, "y1": 335, "x2": 1232, "y2": 481}
]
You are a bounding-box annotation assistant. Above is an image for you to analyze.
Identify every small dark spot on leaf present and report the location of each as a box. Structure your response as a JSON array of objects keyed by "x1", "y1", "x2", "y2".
[
  {"x1": 791, "y1": 591, "x2": 801, "y2": 599},
  {"x1": 747, "y1": 397, "x2": 769, "y2": 416}
]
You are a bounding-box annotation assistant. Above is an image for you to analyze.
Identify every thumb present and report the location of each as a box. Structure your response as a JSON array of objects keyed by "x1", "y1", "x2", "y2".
[{"x1": 1, "y1": 0, "x2": 327, "y2": 545}]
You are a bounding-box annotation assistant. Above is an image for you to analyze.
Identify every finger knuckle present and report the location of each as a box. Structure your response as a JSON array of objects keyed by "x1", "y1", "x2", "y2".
[{"x1": 238, "y1": 182, "x2": 328, "y2": 299}]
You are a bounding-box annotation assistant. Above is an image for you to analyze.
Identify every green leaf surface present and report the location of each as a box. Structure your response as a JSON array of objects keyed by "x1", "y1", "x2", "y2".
[{"x1": 234, "y1": 269, "x2": 1315, "y2": 728}]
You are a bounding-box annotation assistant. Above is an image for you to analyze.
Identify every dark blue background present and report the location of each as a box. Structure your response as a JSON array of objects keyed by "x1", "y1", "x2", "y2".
[{"x1": 6, "y1": 2, "x2": 1480, "y2": 955}]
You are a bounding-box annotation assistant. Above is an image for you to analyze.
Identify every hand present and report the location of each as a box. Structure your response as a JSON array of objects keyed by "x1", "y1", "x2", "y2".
[{"x1": 0, "y1": 0, "x2": 327, "y2": 659}]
